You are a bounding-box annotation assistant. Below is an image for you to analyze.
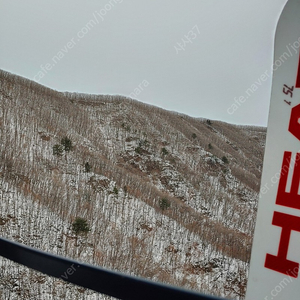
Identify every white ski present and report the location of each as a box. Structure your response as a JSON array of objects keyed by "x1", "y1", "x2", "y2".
[{"x1": 246, "y1": 1, "x2": 300, "y2": 299}]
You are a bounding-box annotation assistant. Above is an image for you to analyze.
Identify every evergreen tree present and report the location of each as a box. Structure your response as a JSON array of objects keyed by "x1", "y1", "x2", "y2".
[
  {"x1": 161, "y1": 148, "x2": 168, "y2": 156},
  {"x1": 72, "y1": 217, "x2": 90, "y2": 235},
  {"x1": 61, "y1": 137, "x2": 73, "y2": 152},
  {"x1": 84, "y1": 162, "x2": 91, "y2": 173},
  {"x1": 222, "y1": 156, "x2": 229, "y2": 164},
  {"x1": 113, "y1": 186, "x2": 118, "y2": 195},
  {"x1": 159, "y1": 198, "x2": 170, "y2": 210}
]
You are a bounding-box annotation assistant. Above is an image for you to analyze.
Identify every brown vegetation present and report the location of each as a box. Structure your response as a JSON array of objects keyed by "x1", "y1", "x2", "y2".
[{"x1": 0, "y1": 69, "x2": 266, "y2": 299}]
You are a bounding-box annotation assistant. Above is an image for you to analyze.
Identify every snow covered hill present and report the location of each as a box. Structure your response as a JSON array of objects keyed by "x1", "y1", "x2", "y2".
[{"x1": 0, "y1": 69, "x2": 266, "y2": 299}]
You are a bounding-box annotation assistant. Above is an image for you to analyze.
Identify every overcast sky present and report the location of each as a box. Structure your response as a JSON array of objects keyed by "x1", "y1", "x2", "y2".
[{"x1": 0, "y1": 0, "x2": 288, "y2": 126}]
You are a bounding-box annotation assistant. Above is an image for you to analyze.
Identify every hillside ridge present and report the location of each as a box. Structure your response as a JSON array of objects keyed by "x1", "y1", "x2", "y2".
[{"x1": 0, "y1": 69, "x2": 265, "y2": 299}]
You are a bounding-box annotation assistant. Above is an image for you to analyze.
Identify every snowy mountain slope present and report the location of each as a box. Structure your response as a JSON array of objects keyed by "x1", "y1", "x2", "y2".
[{"x1": 0, "y1": 69, "x2": 266, "y2": 299}]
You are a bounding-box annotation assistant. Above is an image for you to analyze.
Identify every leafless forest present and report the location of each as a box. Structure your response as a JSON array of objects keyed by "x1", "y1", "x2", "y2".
[{"x1": 0, "y1": 69, "x2": 266, "y2": 299}]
